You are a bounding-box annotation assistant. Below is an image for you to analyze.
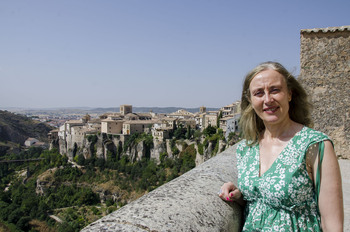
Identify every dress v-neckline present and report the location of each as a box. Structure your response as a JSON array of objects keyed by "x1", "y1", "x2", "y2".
[{"x1": 257, "y1": 126, "x2": 305, "y2": 177}]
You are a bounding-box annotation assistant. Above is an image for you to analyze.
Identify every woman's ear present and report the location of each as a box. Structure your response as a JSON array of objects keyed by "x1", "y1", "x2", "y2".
[{"x1": 288, "y1": 91, "x2": 292, "y2": 102}]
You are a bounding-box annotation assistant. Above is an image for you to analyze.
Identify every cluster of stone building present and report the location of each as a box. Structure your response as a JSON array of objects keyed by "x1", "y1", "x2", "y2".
[{"x1": 48, "y1": 103, "x2": 241, "y2": 156}]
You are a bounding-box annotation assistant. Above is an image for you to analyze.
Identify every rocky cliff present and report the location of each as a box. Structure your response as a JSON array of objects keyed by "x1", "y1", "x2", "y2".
[{"x1": 57, "y1": 132, "x2": 226, "y2": 167}]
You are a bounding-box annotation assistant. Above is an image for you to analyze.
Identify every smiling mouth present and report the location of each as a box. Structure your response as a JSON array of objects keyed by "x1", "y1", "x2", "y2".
[{"x1": 263, "y1": 107, "x2": 279, "y2": 113}]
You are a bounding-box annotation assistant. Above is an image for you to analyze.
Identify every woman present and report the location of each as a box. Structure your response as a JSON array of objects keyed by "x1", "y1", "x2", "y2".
[{"x1": 219, "y1": 62, "x2": 343, "y2": 231}]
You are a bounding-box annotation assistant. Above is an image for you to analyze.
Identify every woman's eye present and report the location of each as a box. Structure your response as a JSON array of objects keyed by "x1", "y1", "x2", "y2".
[
  {"x1": 271, "y1": 88, "x2": 280, "y2": 93},
  {"x1": 254, "y1": 91, "x2": 263, "y2": 96}
]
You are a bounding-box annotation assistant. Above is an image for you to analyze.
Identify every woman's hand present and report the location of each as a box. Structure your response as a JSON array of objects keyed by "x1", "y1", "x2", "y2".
[{"x1": 218, "y1": 182, "x2": 244, "y2": 206}]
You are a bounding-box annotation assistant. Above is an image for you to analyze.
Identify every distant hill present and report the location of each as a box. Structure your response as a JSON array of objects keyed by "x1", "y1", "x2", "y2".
[
  {"x1": 3, "y1": 106, "x2": 220, "y2": 115},
  {"x1": 0, "y1": 110, "x2": 54, "y2": 155},
  {"x1": 132, "y1": 106, "x2": 220, "y2": 114}
]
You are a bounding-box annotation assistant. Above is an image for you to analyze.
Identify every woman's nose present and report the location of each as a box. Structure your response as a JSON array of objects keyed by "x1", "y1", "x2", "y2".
[{"x1": 264, "y1": 93, "x2": 273, "y2": 103}]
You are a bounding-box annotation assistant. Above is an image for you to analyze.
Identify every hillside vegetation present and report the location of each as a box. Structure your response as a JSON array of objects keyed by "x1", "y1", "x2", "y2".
[{"x1": 0, "y1": 141, "x2": 207, "y2": 231}]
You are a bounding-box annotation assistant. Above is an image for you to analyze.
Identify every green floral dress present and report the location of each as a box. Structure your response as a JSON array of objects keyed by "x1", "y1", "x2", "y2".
[{"x1": 237, "y1": 126, "x2": 330, "y2": 231}]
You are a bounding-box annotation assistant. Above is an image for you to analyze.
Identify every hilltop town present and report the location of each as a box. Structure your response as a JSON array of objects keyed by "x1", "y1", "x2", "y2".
[{"x1": 47, "y1": 102, "x2": 241, "y2": 163}]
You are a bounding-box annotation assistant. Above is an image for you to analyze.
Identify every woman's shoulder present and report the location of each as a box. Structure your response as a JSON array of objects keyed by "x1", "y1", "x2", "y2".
[
  {"x1": 300, "y1": 126, "x2": 332, "y2": 143},
  {"x1": 236, "y1": 139, "x2": 256, "y2": 154},
  {"x1": 236, "y1": 139, "x2": 248, "y2": 150}
]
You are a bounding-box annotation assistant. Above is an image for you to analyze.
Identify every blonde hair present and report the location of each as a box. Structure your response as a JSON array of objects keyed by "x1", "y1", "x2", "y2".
[{"x1": 239, "y1": 61, "x2": 313, "y2": 145}]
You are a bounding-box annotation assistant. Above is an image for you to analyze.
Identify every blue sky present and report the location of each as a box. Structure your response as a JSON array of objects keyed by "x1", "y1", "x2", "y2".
[{"x1": 0, "y1": 0, "x2": 349, "y2": 109}]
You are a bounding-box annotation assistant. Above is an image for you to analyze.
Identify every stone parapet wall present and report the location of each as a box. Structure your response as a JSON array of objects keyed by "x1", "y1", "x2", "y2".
[
  {"x1": 82, "y1": 144, "x2": 243, "y2": 232},
  {"x1": 298, "y1": 26, "x2": 350, "y2": 159}
]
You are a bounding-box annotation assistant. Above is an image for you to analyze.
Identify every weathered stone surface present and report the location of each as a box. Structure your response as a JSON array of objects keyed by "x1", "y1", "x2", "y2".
[
  {"x1": 299, "y1": 26, "x2": 350, "y2": 158},
  {"x1": 82, "y1": 145, "x2": 242, "y2": 232}
]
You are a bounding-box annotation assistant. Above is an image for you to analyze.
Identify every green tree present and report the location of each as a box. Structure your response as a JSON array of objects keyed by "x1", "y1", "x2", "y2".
[
  {"x1": 203, "y1": 125, "x2": 216, "y2": 137},
  {"x1": 179, "y1": 144, "x2": 196, "y2": 174},
  {"x1": 197, "y1": 143, "x2": 204, "y2": 155},
  {"x1": 228, "y1": 132, "x2": 241, "y2": 145},
  {"x1": 186, "y1": 125, "x2": 191, "y2": 139},
  {"x1": 27, "y1": 146, "x2": 43, "y2": 158},
  {"x1": 173, "y1": 124, "x2": 186, "y2": 140},
  {"x1": 73, "y1": 142, "x2": 78, "y2": 157},
  {"x1": 76, "y1": 154, "x2": 86, "y2": 165},
  {"x1": 217, "y1": 111, "x2": 223, "y2": 128},
  {"x1": 87, "y1": 134, "x2": 98, "y2": 143},
  {"x1": 95, "y1": 158, "x2": 106, "y2": 170},
  {"x1": 140, "y1": 160, "x2": 158, "y2": 189},
  {"x1": 16, "y1": 216, "x2": 31, "y2": 231},
  {"x1": 159, "y1": 152, "x2": 168, "y2": 164},
  {"x1": 0, "y1": 201, "x2": 10, "y2": 220},
  {"x1": 21, "y1": 192, "x2": 39, "y2": 216},
  {"x1": 7, "y1": 208, "x2": 24, "y2": 224},
  {"x1": 77, "y1": 189, "x2": 100, "y2": 206},
  {"x1": 58, "y1": 222, "x2": 75, "y2": 232},
  {"x1": 171, "y1": 145, "x2": 180, "y2": 156},
  {"x1": 123, "y1": 133, "x2": 140, "y2": 152}
]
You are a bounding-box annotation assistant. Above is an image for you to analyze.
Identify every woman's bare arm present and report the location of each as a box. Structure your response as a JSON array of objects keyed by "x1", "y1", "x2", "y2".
[{"x1": 315, "y1": 140, "x2": 344, "y2": 231}]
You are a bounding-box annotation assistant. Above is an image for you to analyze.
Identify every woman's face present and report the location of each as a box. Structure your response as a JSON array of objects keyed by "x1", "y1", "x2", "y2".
[{"x1": 249, "y1": 69, "x2": 291, "y2": 126}]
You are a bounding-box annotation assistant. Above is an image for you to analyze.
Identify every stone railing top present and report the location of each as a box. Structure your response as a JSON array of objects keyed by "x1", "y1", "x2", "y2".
[{"x1": 82, "y1": 144, "x2": 242, "y2": 232}]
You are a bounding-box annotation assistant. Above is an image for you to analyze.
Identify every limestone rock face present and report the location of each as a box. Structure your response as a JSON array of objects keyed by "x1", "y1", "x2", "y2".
[
  {"x1": 58, "y1": 132, "x2": 224, "y2": 167},
  {"x1": 151, "y1": 140, "x2": 166, "y2": 162},
  {"x1": 58, "y1": 138, "x2": 67, "y2": 156},
  {"x1": 95, "y1": 137, "x2": 104, "y2": 159},
  {"x1": 299, "y1": 27, "x2": 350, "y2": 159},
  {"x1": 82, "y1": 140, "x2": 93, "y2": 159},
  {"x1": 166, "y1": 139, "x2": 173, "y2": 158},
  {"x1": 195, "y1": 143, "x2": 205, "y2": 166},
  {"x1": 219, "y1": 140, "x2": 227, "y2": 154},
  {"x1": 125, "y1": 140, "x2": 146, "y2": 162},
  {"x1": 49, "y1": 138, "x2": 59, "y2": 151}
]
